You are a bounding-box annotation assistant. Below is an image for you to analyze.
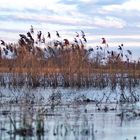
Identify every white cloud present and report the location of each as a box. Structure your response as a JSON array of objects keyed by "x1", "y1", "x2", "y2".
[
  {"x1": 93, "y1": 16, "x2": 126, "y2": 29},
  {"x1": 86, "y1": 34, "x2": 140, "y2": 40},
  {"x1": 0, "y1": 0, "x2": 60, "y2": 9},
  {"x1": 102, "y1": 0, "x2": 140, "y2": 12},
  {"x1": 131, "y1": 23, "x2": 140, "y2": 28},
  {"x1": 0, "y1": 0, "x2": 127, "y2": 30},
  {"x1": 119, "y1": 0, "x2": 140, "y2": 11},
  {"x1": 79, "y1": 0, "x2": 95, "y2": 3},
  {"x1": 0, "y1": 0, "x2": 77, "y2": 15}
]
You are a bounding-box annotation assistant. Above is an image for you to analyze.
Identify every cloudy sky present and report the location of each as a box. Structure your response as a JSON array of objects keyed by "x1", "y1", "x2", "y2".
[{"x1": 0, "y1": 0, "x2": 140, "y2": 59}]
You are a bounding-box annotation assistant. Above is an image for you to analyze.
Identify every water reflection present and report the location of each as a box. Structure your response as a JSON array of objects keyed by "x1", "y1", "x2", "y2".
[{"x1": 0, "y1": 87, "x2": 140, "y2": 140}]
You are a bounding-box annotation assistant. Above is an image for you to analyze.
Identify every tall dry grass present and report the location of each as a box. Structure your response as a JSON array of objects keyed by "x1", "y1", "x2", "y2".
[{"x1": 0, "y1": 42, "x2": 140, "y2": 88}]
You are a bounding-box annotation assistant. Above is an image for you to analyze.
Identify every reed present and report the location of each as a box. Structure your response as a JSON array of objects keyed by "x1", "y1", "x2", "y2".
[{"x1": 0, "y1": 36, "x2": 140, "y2": 89}]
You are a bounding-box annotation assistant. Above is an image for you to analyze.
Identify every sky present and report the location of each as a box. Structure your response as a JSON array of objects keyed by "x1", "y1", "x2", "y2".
[{"x1": 0, "y1": 0, "x2": 140, "y2": 60}]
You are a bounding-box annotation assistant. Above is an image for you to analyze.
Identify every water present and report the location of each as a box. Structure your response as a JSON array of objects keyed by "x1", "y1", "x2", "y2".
[{"x1": 0, "y1": 87, "x2": 140, "y2": 140}]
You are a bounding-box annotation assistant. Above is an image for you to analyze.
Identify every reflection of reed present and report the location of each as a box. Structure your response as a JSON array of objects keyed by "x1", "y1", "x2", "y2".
[{"x1": 0, "y1": 96, "x2": 140, "y2": 140}]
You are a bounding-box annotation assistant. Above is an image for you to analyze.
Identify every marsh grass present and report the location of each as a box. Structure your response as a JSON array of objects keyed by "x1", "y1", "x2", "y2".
[{"x1": 0, "y1": 42, "x2": 140, "y2": 89}]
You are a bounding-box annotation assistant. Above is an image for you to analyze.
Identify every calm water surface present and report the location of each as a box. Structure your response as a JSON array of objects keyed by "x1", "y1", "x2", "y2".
[{"x1": 0, "y1": 87, "x2": 140, "y2": 140}]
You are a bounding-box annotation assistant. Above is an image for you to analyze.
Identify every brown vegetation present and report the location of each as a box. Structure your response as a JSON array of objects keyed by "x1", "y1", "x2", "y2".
[
  {"x1": 0, "y1": 28, "x2": 140, "y2": 88},
  {"x1": 0, "y1": 42, "x2": 140, "y2": 88}
]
